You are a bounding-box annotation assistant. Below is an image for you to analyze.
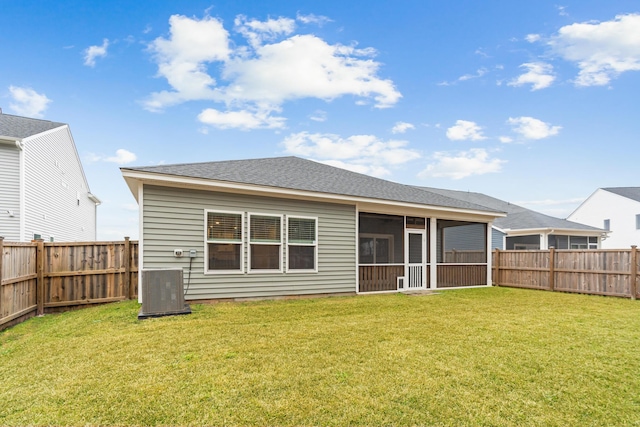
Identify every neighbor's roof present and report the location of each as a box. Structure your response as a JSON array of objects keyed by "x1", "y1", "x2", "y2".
[
  {"x1": 421, "y1": 187, "x2": 604, "y2": 232},
  {"x1": 603, "y1": 187, "x2": 640, "y2": 203},
  {"x1": 123, "y1": 156, "x2": 504, "y2": 214},
  {"x1": 0, "y1": 113, "x2": 66, "y2": 140}
]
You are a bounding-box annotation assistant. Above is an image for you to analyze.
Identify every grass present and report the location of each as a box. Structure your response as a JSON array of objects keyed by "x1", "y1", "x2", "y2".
[{"x1": 1, "y1": 287, "x2": 639, "y2": 426}]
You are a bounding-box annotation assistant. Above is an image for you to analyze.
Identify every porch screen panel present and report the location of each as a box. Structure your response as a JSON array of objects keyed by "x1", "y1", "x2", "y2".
[
  {"x1": 408, "y1": 233, "x2": 423, "y2": 263},
  {"x1": 358, "y1": 213, "x2": 404, "y2": 264},
  {"x1": 507, "y1": 235, "x2": 540, "y2": 250},
  {"x1": 437, "y1": 220, "x2": 486, "y2": 264}
]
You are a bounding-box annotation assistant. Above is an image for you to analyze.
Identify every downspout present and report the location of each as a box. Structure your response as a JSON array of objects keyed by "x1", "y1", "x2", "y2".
[{"x1": 17, "y1": 140, "x2": 26, "y2": 242}]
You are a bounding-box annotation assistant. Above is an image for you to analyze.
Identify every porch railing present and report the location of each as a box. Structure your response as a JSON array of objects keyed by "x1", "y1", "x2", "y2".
[{"x1": 358, "y1": 265, "x2": 404, "y2": 292}]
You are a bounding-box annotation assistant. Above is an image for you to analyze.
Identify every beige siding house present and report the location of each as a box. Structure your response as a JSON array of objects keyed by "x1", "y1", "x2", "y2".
[{"x1": 122, "y1": 157, "x2": 505, "y2": 301}]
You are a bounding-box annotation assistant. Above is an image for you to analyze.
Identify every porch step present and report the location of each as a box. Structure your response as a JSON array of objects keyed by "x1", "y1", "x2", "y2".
[{"x1": 403, "y1": 290, "x2": 439, "y2": 296}]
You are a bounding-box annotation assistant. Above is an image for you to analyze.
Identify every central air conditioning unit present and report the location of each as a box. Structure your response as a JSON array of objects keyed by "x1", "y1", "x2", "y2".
[{"x1": 138, "y1": 268, "x2": 191, "y2": 320}]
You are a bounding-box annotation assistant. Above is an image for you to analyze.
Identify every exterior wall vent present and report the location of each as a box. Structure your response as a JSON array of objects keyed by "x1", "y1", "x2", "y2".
[{"x1": 138, "y1": 268, "x2": 191, "y2": 319}]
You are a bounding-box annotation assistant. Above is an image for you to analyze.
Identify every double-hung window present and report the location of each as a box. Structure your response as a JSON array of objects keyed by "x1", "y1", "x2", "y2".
[
  {"x1": 287, "y1": 217, "x2": 317, "y2": 272},
  {"x1": 206, "y1": 211, "x2": 243, "y2": 273},
  {"x1": 249, "y1": 214, "x2": 282, "y2": 272}
]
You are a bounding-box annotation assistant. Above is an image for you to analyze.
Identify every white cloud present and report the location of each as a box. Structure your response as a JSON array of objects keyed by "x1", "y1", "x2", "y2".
[
  {"x1": 507, "y1": 116, "x2": 561, "y2": 140},
  {"x1": 446, "y1": 120, "x2": 487, "y2": 141},
  {"x1": 8, "y1": 86, "x2": 51, "y2": 118},
  {"x1": 508, "y1": 62, "x2": 555, "y2": 90},
  {"x1": 556, "y1": 6, "x2": 569, "y2": 17},
  {"x1": 499, "y1": 136, "x2": 513, "y2": 143},
  {"x1": 549, "y1": 13, "x2": 640, "y2": 86},
  {"x1": 144, "y1": 14, "x2": 230, "y2": 111},
  {"x1": 84, "y1": 39, "x2": 109, "y2": 67},
  {"x1": 197, "y1": 108, "x2": 285, "y2": 130},
  {"x1": 144, "y1": 14, "x2": 401, "y2": 124},
  {"x1": 281, "y1": 131, "x2": 421, "y2": 177},
  {"x1": 234, "y1": 15, "x2": 296, "y2": 49},
  {"x1": 309, "y1": 110, "x2": 327, "y2": 122},
  {"x1": 296, "y1": 13, "x2": 332, "y2": 26},
  {"x1": 418, "y1": 148, "x2": 506, "y2": 180},
  {"x1": 458, "y1": 68, "x2": 488, "y2": 81},
  {"x1": 439, "y1": 68, "x2": 489, "y2": 86},
  {"x1": 391, "y1": 121, "x2": 415, "y2": 134},
  {"x1": 105, "y1": 149, "x2": 137, "y2": 164},
  {"x1": 525, "y1": 34, "x2": 541, "y2": 43},
  {"x1": 220, "y1": 34, "x2": 400, "y2": 108}
]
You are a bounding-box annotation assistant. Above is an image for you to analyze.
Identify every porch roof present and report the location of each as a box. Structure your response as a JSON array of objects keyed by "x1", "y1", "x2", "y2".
[
  {"x1": 123, "y1": 156, "x2": 504, "y2": 215},
  {"x1": 421, "y1": 187, "x2": 604, "y2": 233}
]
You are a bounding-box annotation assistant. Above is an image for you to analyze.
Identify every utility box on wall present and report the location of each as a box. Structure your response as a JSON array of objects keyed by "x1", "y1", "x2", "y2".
[{"x1": 138, "y1": 268, "x2": 191, "y2": 319}]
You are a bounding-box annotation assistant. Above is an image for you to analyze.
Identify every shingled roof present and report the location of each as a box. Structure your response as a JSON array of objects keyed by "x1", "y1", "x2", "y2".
[
  {"x1": 421, "y1": 187, "x2": 603, "y2": 232},
  {"x1": 603, "y1": 187, "x2": 640, "y2": 203},
  {"x1": 0, "y1": 112, "x2": 65, "y2": 140},
  {"x1": 123, "y1": 156, "x2": 504, "y2": 214}
]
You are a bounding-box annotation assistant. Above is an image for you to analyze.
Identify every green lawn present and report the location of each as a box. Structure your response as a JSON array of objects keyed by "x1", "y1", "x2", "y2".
[{"x1": 1, "y1": 287, "x2": 639, "y2": 426}]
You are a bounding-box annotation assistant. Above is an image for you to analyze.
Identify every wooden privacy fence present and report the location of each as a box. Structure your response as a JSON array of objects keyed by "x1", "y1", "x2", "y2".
[
  {"x1": 0, "y1": 237, "x2": 138, "y2": 330},
  {"x1": 492, "y1": 246, "x2": 639, "y2": 299}
]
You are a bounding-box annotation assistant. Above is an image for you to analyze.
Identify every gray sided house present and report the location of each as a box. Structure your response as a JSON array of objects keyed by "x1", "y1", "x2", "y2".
[
  {"x1": 422, "y1": 188, "x2": 606, "y2": 250},
  {"x1": 121, "y1": 157, "x2": 505, "y2": 301},
  {"x1": 0, "y1": 112, "x2": 100, "y2": 242}
]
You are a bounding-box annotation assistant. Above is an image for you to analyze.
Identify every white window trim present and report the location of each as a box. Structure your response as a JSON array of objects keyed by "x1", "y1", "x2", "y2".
[
  {"x1": 248, "y1": 212, "x2": 283, "y2": 274},
  {"x1": 204, "y1": 209, "x2": 245, "y2": 275},
  {"x1": 286, "y1": 215, "x2": 319, "y2": 273}
]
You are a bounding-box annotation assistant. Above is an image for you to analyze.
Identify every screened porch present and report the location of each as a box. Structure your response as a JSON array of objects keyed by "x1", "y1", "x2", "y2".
[{"x1": 357, "y1": 212, "x2": 489, "y2": 292}]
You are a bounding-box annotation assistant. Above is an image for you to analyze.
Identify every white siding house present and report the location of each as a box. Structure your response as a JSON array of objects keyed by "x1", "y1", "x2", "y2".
[
  {"x1": 568, "y1": 187, "x2": 640, "y2": 249},
  {"x1": 0, "y1": 112, "x2": 100, "y2": 242}
]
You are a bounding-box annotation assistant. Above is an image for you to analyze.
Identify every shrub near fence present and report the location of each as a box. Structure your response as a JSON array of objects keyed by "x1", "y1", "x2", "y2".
[
  {"x1": 0, "y1": 237, "x2": 138, "y2": 331},
  {"x1": 493, "y1": 246, "x2": 639, "y2": 299}
]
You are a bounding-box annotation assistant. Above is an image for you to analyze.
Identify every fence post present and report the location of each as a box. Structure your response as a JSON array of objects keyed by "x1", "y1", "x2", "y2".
[
  {"x1": 124, "y1": 236, "x2": 132, "y2": 300},
  {"x1": 0, "y1": 237, "x2": 4, "y2": 317},
  {"x1": 36, "y1": 239, "x2": 45, "y2": 315},
  {"x1": 549, "y1": 247, "x2": 555, "y2": 292},
  {"x1": 631, "y1": 245, "x2": 637, "y2": 300},
  {"x1": 493, "y1": 249, "x2": 500, "y2": 286}
]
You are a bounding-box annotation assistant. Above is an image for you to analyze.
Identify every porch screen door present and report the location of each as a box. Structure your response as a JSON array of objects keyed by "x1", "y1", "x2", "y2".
[{"x1": 405, "y1": 230, "x2": 426, "y2": 289}]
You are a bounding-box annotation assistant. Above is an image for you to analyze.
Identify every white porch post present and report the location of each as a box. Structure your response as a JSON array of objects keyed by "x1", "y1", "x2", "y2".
[
  {"x1": 486, "y1": 221, "x2": 493, "y2": 286},
  {"x1": 540, "y1": 233, "x2": 548, "y2": 250},
  {"x1": 429, "y1": 217, "x2": 437, "y2": 288}
]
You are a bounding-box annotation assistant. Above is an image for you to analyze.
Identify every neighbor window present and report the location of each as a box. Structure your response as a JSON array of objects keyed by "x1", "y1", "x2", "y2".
[
  {"x1": 206, "y1": 211, "x2": 243, "y2": 272},
  {"x1": 636, "y1": 214, "x2": 640, "y2": 230},
  {"x1": 604, "y1": 219, "x2": 610, "y2": 231},
  {"x1": 249, "y1": 214, "x2": 282, "y2": 271},
  {"x1": 287, "y1": 216, "x2": 317, "y2": 271}
]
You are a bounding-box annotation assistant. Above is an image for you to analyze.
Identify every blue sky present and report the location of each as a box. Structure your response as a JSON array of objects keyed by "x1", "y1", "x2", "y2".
[{"x1": 2, "y1": 1, "x2": 639, "y2": 240}]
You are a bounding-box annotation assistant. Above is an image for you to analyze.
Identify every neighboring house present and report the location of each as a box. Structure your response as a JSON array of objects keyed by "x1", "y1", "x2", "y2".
[
  {"x1": 568, "y1": 187, "x2": 640, "y2": 249},
  {"x1": 0, "y1": 112, "x2": 100, "y2": 242},
  {"x1": 121, "y1": 156, "x2": 505, "y2": 300},
  {"x1": 422, "y1": 188, "x2": 606, "y2": 250}
]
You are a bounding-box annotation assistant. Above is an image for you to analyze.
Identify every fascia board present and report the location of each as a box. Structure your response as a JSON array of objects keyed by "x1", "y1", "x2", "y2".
[{"x1": 506, "y1": 227, "x2": 605, "y2": 236}]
